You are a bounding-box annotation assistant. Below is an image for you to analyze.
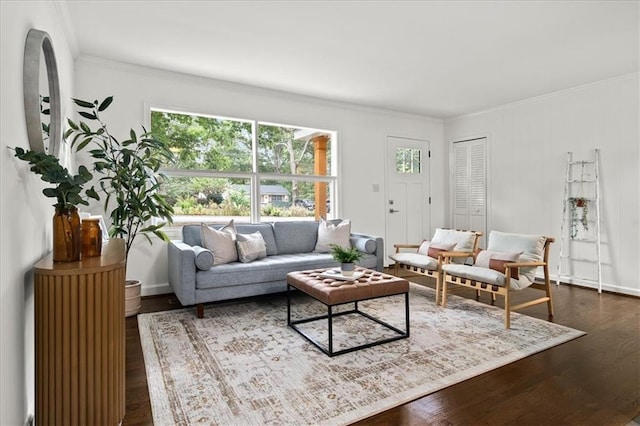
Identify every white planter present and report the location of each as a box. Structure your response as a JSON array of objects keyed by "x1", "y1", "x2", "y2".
[
  {"x1": 340, "y1": 262, "x2": 355, "y2": 276},
  {"x1": 125, "y1": 280, "x2": 141, "y2": 317}
]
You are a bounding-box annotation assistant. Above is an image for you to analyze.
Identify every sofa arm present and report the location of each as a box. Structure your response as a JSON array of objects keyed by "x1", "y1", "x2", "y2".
[
  {"x1": 351, "y1": 232, "x2": 384, "y2": 272},
  {"x1": 167, "y1": 240, "x2": 197, "y2": 306}
]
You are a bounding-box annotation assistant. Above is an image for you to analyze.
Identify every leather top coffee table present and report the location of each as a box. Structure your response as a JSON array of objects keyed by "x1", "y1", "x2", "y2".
[{"x1": 286, "y1": 267, "x2": 410, "y2": 357}]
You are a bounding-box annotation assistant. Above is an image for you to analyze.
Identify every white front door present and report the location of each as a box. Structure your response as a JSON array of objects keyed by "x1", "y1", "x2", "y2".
[
  {"x1": 385, "y1": 136, "x2": 430, "y2": 266},
  {"x1": 452, "y1": 138, "x2": 487, "y2": 245}
]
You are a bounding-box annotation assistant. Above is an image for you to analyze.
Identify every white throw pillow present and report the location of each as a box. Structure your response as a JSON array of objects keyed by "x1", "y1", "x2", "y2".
[
  {"x1": 314, "y1": 219, "x2": 351, "y2": 253},
  {"x1": 236, "y1": 232, "x2": 267, "y2": 263},
  {"x1": 200, "y1": 220, "x2": 238, "y2": 265}
]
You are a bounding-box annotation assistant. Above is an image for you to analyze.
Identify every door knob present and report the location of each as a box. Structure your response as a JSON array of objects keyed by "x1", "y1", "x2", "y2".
[{"x1": 389, "y1": 209, "x2": 400, "y2": 213}]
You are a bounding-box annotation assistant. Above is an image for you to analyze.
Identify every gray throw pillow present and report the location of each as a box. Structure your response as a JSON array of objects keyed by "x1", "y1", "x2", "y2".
[
  {"x1": 236, "y1": 232, "x2": 267, "y2": 263},
  {"x1": 350, "y1": 236, "x2": 376, "y2": 254},
  {"x1": 193, "y1": 246, "x2": 214, "y2": 270}
]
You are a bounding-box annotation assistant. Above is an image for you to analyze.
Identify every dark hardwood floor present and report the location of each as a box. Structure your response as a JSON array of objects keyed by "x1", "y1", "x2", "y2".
[{"x1": 123, "y1": 272, "x2": 640, "y2": 425}]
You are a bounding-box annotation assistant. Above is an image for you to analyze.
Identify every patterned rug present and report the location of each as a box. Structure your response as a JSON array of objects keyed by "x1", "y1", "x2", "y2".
[{"x1": 138, "y1": 283, "x2": 585, "y2": 425}]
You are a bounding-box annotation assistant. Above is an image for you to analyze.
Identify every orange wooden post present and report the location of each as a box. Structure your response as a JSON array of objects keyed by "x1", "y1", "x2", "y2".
[{"x1": 313, "y1": 135, "x2": 329, "y2": 220}]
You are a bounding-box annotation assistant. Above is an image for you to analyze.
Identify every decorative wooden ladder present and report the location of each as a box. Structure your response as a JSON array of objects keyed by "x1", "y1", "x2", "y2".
[{"x1": 557, "y1": 149, "x2": 602, "y2": 293}]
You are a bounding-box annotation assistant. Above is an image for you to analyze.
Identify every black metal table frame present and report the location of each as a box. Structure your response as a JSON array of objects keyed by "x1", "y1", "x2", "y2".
[{"x1": 287, "y1": 284, "x2": 410, "y2": 357}]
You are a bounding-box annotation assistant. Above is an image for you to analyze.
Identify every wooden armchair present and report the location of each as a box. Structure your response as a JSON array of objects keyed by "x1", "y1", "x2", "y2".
[
  {"x1": 389, "y1": 228, "x2": 482, "y2": 305},
  {"x1": 442, "y1": 231, "x2": 555, "y2": 329}
]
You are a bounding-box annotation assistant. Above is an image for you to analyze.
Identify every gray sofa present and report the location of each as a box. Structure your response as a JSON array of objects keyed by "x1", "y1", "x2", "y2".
[{"x1": 168, "y1": 220, "x2": 384, "y2": 317}]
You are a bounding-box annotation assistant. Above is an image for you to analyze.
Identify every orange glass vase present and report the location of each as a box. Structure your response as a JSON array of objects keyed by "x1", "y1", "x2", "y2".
[
  {"x1": 52, "y1": 206, "x2": 81, "y2": 262},
  {"x1": 81, "y1": 217, "x2": 102, "y2": 258}
]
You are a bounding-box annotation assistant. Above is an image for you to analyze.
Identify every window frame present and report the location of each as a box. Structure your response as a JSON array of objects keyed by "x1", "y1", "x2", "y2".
[{"x1": 148, "y1": 106, "x2": 339, "y2": 226}]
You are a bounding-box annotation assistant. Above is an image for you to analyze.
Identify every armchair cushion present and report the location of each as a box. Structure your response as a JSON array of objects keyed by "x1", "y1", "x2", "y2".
[
  {"x1": 442, "y1": 264, "x2": 532, "y2": 290},
  {"x1": 388, "y1": 252, "x2": 438, "y2": 271},
  {"x1": 417, "y1": 240, "x2": 455, "y2": 257},
  {"x1": 487, "y1": 231, "x2": 545, "y2": 283},
  {"x1": 432, "y1": 228, "x2": 478, "y2": 263},
  {"x1": 432, "y1": 228, "x2": 477, "y2": 252},
  {"x1": 475, "y1": 249, "x2": 522, "y2": 279}
]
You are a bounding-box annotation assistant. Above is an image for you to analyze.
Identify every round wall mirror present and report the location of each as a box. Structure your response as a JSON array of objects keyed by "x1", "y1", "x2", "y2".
[{"x1": 23, "y1": 28, "x2": 62, "y2": 157}]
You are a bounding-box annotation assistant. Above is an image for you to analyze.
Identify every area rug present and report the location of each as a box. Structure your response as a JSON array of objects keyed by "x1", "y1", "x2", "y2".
[{"x1": 138, "y1": 283, "x2": 585, "y2": 425}]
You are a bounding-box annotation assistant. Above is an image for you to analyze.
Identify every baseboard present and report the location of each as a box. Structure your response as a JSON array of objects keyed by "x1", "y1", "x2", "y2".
[
  {"x1": 551, "y1": 275, "x2": 640, "y2": 298},
  {"x1": 141, "y1": 282, "x2": 172, "y2": 297}
]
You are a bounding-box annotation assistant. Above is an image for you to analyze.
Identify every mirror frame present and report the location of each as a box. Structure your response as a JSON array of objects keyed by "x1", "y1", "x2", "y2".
[{"x1": 23, "y1": 28, "x2": 61, "y2": 157}]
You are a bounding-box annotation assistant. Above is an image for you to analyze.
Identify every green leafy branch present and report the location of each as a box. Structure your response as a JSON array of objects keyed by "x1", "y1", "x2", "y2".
[
  {"x1": 329, "y1": 244, "x2": 364, "y2": 263},
  {"x1": 11, "y1": 146, "x2": 99, "y2": 208},
  {"x1": 66, "y1": 96, "x2": 176, "y2": 261}
]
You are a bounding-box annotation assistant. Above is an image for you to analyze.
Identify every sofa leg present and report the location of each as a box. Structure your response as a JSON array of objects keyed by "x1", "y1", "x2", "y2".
[{"x1": 197, "y1": 303, "x2": 204, "y2": 318}]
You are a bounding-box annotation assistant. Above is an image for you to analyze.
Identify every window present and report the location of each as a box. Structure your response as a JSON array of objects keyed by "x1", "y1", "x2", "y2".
[
  {"x1": 396, "y1": 147, "x2": 422, "y2": 174},
  {"x1": 151, "y1": 109, "x2": 336, "y2": 226}
]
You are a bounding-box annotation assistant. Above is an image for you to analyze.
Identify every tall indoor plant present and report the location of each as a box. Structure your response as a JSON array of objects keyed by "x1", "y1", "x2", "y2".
[
  {"x1": 11, "y1": 147, "x2": 99, "y2": 261},
  {"x1": 66, "y1": 96, "x2": 175, "y2": 315}
]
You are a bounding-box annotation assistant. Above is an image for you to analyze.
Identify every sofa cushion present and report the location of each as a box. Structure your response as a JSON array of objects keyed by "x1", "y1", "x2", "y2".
[
  {"x1": 196, "y1": 253, "x2": 336, "y2": 289},
  {"x1": 193, "y1": 246, "x2": 214, "y2": 271},
  {"x1": 236, "y1": 232, "x2": 267, "y2": 263},
  {"x1": 273, "y1": 221, "x2": 319, "y2": 254},
  {"x1": 235, "y1": 223, "x2": 278, "y2": 256},
  {"x1": 201, "y1": 221, "x2": 238, "y2": 265},
  {"x1": 185, "y1": 223, "x2": 278, "y2": 256},
  {"x1": 195, "y1": 251, "x2": 378, "y2": 290},
  {"x1": 315, "y1": 218, "x2": 351, "y2": 252}
]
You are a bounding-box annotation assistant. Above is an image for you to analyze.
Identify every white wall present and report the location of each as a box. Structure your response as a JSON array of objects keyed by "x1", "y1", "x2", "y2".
[
  {"x1": 445, "y1": 74, "x2": 640, "y2": 296},
  {"x1": 0, "y1": 2, "x2": 75, "y2": 424},
  {"x1": 73, "y1": 57, "x2": 445, "y2": 294}
]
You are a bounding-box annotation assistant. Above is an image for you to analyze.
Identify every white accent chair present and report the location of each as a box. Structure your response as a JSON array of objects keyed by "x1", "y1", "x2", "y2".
[
  {"x1": 389, "y1": 228, "x2": 482, "y2": 305},
  {"x1": 442, "y1": 231, "x2": 555, "y2": 328}
]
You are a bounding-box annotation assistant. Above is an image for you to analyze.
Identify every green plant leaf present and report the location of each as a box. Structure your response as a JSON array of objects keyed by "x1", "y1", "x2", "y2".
[
  {"x1": 72, "y1": 98, "x2": 95, "y2": 108},
  {"x1": 78, "y1": 111, "x2": 97, "y2": 120},
  {"x1": 98, "y1": 96, "x2": 113, "y2": 112},
  {"x1": 76, "y1": 138, "x2": 93, "y2": 152},
  {"x1": 67, "y1": 118, "x2": 79, "y2": 130}
]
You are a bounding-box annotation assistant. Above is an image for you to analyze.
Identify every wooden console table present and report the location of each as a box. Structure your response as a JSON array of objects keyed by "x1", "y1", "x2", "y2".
[{"x1": 34, "y1": 238, "x2": 126, "y2": 425}]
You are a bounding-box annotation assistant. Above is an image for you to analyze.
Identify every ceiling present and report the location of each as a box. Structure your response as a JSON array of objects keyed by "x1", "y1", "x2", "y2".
[{"x1": 60, "y1": 1, "x2": 639, "y2": 118}]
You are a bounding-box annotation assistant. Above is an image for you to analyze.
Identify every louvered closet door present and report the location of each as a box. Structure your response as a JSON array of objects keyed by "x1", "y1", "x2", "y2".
[{"x1": 453, "y1": 138, "x2": 486, "y2": 243}]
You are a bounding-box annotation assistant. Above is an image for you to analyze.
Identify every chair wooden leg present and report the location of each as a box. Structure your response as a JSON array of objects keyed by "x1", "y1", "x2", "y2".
[
  {"x1": 544, "y1": 266, "x2": 554, "y2": 318},
  {"x1": 475, "y1": 290, "x2": 481, "y2": 300},
  {"x1": 442, "y1": 277, "x2": 448, "y2": 307},
  {"x1": 504, "y1": 287, "x2": 511, "y2": 329},
  {"x1": 435, "y1": 271, "x2": 441, "y2": 306},
  {"x1": 491, "y1": 293, "x2": 497, "y2": 304}
]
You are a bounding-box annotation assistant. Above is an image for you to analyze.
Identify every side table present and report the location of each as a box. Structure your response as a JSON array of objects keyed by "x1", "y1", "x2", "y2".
[{"x1": 33, "y1": 238, "x2": 126, "y2": 425}]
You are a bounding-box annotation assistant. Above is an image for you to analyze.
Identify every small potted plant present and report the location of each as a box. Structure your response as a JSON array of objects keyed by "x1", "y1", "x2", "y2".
[
  {"x1": 329, "y1": 243, "x2": 364, "y2": 276},
  {"x1": 568, "y1": 197, "x2": 589, "y2": 238}
]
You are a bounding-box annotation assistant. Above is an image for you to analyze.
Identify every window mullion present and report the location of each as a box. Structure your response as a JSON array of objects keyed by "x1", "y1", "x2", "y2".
[{"x1": 251, "y1": 120, "x2": 260, "y2": 222}]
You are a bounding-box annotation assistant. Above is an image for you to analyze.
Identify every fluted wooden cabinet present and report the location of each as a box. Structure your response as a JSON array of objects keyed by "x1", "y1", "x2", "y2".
[{"x1": 34, "y1": 238, "x2": 126, "y2": 425}]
